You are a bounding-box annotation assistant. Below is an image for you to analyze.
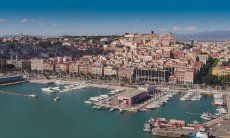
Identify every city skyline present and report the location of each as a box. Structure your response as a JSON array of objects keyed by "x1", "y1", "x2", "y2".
[{"x1": 1, "y1": 0, "x2": 230, "y2": 36}]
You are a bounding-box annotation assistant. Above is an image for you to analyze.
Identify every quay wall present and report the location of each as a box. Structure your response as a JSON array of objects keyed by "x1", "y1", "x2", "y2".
[
  {"x1": 0, "y1": 75, "x2": 23, "y2": 84},
  {"x1": 0, "y1": 75, "x2": 28, "y2": 86}
]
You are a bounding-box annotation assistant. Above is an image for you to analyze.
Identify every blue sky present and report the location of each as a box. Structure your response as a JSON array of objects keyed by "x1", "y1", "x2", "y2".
[{"x1": 0, "y1": 0, "x2": 230, "y2": 36}]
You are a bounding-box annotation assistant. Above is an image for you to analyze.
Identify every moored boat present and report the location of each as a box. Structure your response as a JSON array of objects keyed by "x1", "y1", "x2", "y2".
[
  {"x1": 200, "y1": 112, "x2": 212, "y2": 121},
  {"x1": 84, "y1": 100, "x2": 92, "y2": 104},
  {"x1": 54, "y1": 97, "x2": 61, "y2": 101}
]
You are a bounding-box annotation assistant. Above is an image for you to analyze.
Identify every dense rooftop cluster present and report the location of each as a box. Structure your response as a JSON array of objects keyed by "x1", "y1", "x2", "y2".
[{"x1": 0, "y1": 32, "x2": 229, "y2": 85}]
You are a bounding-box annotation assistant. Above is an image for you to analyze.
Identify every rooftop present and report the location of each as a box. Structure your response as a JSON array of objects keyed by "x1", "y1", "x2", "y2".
[{"x1": 120, "y1": 89, "x2": 145, "y2": 98}]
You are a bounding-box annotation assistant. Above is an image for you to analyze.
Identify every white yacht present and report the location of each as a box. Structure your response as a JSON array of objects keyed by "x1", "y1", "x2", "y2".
[
  {"x1": 92, "y1": 106, "x2": 97, "y2": 109},
  {"x1": 200, "y1": 112, "x2": 212, "y2": 121},
  {"x1": 216, "y1": 107, "x2": 227, "y2": 114},
  {"x1": 84, "y1": 100, "x2": 92, "y2": 104},
  {"x1": 196, "y1": 128, "x2": 208, "y2": 138},
  {"x1": 51, "y1": 87, "x2": 60, "y2": 92},
  {"x1": 54, "y1": 97, "x2": 61, "y2": 101},
  {"x1": 41, "y1": 87, "x2": 53, "y2": 93}
]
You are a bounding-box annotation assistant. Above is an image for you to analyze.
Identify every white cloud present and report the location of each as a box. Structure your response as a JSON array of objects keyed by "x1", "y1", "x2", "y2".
[
  {"x1": 171, "y1": 26, "x2": 197, "y2": 33},
  {"x1": 185, "y1": 26, "x2": 197, "y2": 32},
  {"x1": 20, "y1": 18, "x2": 35, "y2": 23},
  {"x1": 172, "y1": 26, "x2": 182, "y2": 32},
  {"x1": 0, "y1": 19, "x2": 7, "y2": 23},
  {"x1": 20, "y1": 18, "x2": 28, "y2": 23}
]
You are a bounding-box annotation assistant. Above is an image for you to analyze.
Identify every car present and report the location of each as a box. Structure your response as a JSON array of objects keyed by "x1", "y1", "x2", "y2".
[{"x1": 216, "y1": 123, "x2": 222, "y2": 126}]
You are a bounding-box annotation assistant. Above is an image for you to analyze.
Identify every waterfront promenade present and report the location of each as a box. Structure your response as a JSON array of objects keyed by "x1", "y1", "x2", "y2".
[{"x1": 29, "y1": 78, "x2": 230, "y2": 95}]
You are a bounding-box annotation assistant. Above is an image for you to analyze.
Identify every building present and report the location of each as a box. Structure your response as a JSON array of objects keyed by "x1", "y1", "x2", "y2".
[
  {"x1": 43, "y1": 61, "x2": 54, "y2": 72},
  {"x1": 31, "y1": 59, "x2": 44, "y2": 71},
  {"x1": 103, "y1": 66, "x2": 116, "y2": 76},
  {"x1": 117, "y1": 90, "x2": 148, "y2": 106},
  {"x1": 6, "y1": 59, "x2": 31, "y2": 70},
  {"x1": 0, "y1": 58, "x2": 6, "y2": 68},
  {"x1": 184, "y1": 68, "x2": 195, "y2": 84},
  {"x1": 69, "y1": 63, "x2": 79, "y2": 73},
  {"x1": 162, "y1": 51, "x2": 171, "y2": 58},
  {"x1": 212, "y1": 66, "x2": 230, "y2": 76},
  {"x1": 55, "y1": 63, "x2": 69, "y2": 72},
  {"x1": 171, "y1": 50, "x2": 185, "y2": 59},
  {"x1": 135, "y1": 68, "x2": 169, "y2": 83},
  {"x1": 174, "y1": 68, "x2": 195, "y2": 85},
  {"x1": 117, "y1": 67, "x2": 135, "y2": 82},
  {"x1": 138, "y1": 85, "x2": 156, "y2": 94},
  {"x1": 78, "y1": 65, "x2": 91, "y2": 75},
  {"x1": 90, "y1": 66, "x2": 103, "y2": 76}
]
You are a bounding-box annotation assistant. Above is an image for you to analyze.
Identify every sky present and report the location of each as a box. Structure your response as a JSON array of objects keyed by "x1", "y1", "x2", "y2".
[{"x1": 0, "y1": 0, "x2": 230, "y2": 36}]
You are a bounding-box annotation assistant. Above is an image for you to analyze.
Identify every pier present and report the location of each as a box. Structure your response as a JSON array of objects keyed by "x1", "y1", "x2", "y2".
[
  {"x1": 93, "y1": 89, "x2": 173, "y2": 112},
  {"x1": 0, "y1": 80, "x2": 28, "y2": 87},
  {"x1": 204, "y1": 95, "x2": 230, "y2": 137},
  {"x1": 0, "y1": 90, "x2": 38, "y2": 99},
  {"x1": 152, "y1": 127, "x2": 197, "y2": 137}
]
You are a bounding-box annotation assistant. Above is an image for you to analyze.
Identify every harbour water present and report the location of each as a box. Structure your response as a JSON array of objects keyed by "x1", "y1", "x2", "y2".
[{"x1": 0, "y1": 83, "x2": 216, "y2": 138}]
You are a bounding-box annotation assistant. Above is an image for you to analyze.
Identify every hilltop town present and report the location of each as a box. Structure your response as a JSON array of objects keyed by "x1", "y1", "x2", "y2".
[{"x1": 0, "y1": 31, "x2": 229, "y2": 87}]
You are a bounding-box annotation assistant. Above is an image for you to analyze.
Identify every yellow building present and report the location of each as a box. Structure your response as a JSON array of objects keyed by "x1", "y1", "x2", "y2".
[{"x1": 212, "y1": 66, "x2": 230, "y2": 76}]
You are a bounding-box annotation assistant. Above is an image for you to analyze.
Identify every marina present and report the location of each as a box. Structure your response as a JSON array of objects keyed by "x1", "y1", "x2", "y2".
[
  {"x1": 41, "y1": 82, "x2": 88, "y2": 93},
  {"x1": 0, "y1": 82, "x2": 228, "y2": 138},
  {"x1": 143, "y1": 94, "x2": 230, "y2": 138},
  {"x1": 85, "y1": 85, "x2": 179, "y2": 112},
  {"x1": 180, "y1": 92, "x2": 202, "y2": 101}
]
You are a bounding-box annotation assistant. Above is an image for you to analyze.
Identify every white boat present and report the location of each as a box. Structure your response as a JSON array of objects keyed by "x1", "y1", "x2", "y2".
[
  {"x1": 109, "y1": 108, "x2": 114, "y2": 111},
  {"x1": 192, "y1": 120, "x2": 199, "y2": 124},
  {"x1": 100, "y1": 94, "x2": 108, "y2": 99},
  {"x1": 119, "y1": 108, "x2": 125, "y2": 113},
  {"x1": 51, "y1": 87, "x2": 60, "y2": 92},
  {"x1": 196, "y1": 128, "x2": 208, "y2": 138},
  {"x1": 84, "y1": 100, "x2": 92, "y2": 104},
  {"x1": 41, "y1": 87, "x2": 60, "y2": 93},
  {"x1": 180, "y1": 97, "x2": 187, "y2": 101},
  {"x1": 89, "y1": 96, "x2": 101, "y2": 102},
  {"x1": 146, "y1": 104, "x2": 157, "y2": 109},
  {"x1": 54, "y1": 80, "x2": 62, "y2": 85},
  {"x1": 27, "y1": 94, "x2": 38, "y2": 98},
  {"x1": 213, "y1": 99, "x2": 225, "y2": 106},
  {"x1": 191, "y1": 97, "x2": 200, "y2": 101},
  {"x1": 143, "y1": 123, "x2": 151, "y2": 132},
  {"x1": 92, "y1": 106, "x2": 97, "y2": 109},
  {"x1": 54, "y1": 97, "x2": 61, "y2": 101},
  {"x1": 216, "y1": 107, "x2": 227, "y2": 114},
  {"x1": 41, "y1": 87, "x2": 53, "y2": 93},
  {"x1": 200, "y1": 112, "x2": 212, "y2": 121}
]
